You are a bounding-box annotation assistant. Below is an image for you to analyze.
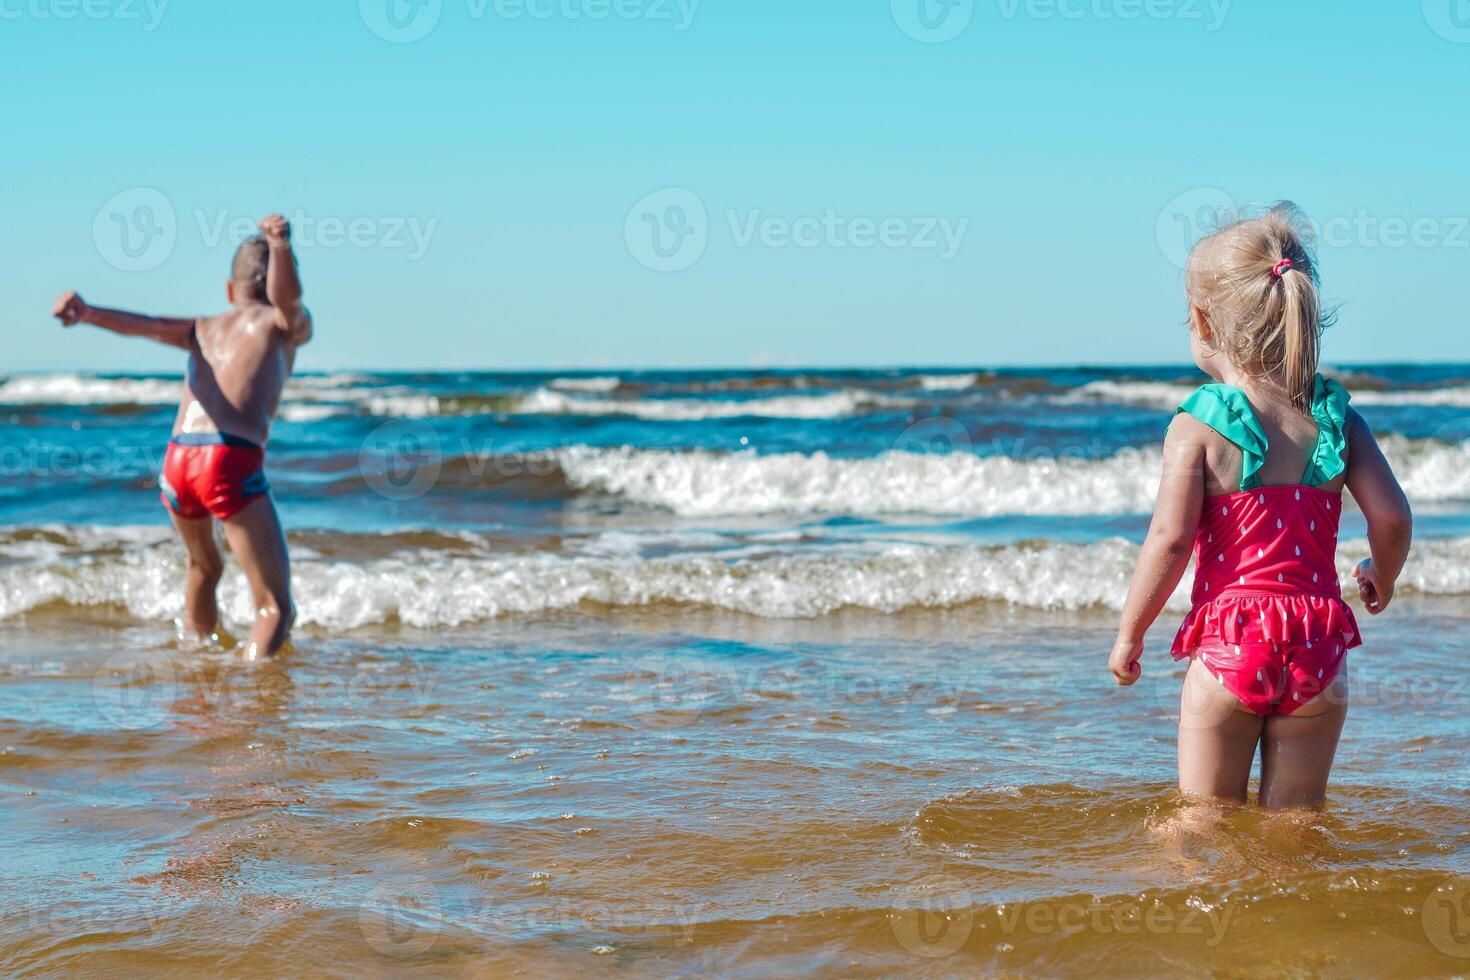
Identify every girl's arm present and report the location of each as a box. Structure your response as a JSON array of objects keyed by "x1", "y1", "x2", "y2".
[
  {"x1": 1343, "y1": 408, "x2": 1413, "y2": 614},
  {"x1": 1109, "y1": 416, "x2": 1206, "y2": 686}
]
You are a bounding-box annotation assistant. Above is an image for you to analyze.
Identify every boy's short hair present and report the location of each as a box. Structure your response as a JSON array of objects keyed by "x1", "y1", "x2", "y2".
[{"x1": 231, "y1": 236, "x2": 270, "y2": 299}]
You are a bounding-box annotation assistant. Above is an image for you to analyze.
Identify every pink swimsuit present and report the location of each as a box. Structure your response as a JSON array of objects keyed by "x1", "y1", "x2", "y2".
[{"x1": 1170, "y1": 377, "x2": 1361, "y2": 716}]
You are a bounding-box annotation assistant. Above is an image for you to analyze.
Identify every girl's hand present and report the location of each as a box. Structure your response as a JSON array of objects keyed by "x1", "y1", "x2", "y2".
[
  {"x1": 1109, "y1": 636, "x2": 1143, "y2": 686},
  {"x1": 1352, "y1": 559, "x2": 1394, "y2": 615}
]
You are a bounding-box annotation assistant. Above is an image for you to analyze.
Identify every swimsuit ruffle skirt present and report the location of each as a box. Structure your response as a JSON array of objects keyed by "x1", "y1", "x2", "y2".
[{"x1": 1169, "y1": 376, "x2": 1362, "y2": 714}]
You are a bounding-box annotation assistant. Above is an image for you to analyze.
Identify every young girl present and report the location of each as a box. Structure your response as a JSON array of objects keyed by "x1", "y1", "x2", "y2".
[{"x1": 1108, "y1": 203, "x2": 1413, "y2": 810}]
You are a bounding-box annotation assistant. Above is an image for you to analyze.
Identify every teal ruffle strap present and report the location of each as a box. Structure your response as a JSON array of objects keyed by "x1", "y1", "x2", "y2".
[
  {"x1": 1304, "y1": 374, "x2": 1351, "y2": 485},
  {"x1": 1176, "y1": 384, "x2": 1270, "y2": 491}
]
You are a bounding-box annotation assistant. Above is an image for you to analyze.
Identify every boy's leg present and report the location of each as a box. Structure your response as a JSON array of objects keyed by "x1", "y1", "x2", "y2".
[
  {"x1": 221, "y1": 495, "x2": 294, "y2": 661},
  {"x1": 1258, "y1": 674, "x2": 1349, "y2": 810},
  {"x1": 169, "y1": 511, "x2": 224, "y2": 639},
  {"x1": 1177, "y1": 658, "x2": 1265, "y2": 804}
]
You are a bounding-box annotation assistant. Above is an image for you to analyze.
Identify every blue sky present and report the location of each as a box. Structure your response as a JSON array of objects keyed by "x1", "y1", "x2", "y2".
[{"x1": 4, "y1": 0, "x2": 1468, "y2": 373}]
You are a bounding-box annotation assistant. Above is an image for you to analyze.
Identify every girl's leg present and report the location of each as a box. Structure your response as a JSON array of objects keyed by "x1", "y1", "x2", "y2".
[
  {"x1": 1258, "y1": 673, "x2": 1349, "y2": 810},
  {"x1": 1178, "y1": 657, "x2": 1265, "y2": 804}
]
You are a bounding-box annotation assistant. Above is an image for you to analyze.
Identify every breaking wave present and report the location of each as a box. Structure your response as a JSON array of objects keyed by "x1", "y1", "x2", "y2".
[
  {"x1": 6, "y1": 372, "x2": 1467, "y2": 421},
  {"x1": 510, "y1": 387, "x2": 913, "y2": 421},
  {"x1": 545, "y1": 438, "x2": 1470, "y2": 516},
  {"x1": 1, "y1": 525, "x2": 1464, "y2": 628},
  {"x1": 1068, "y1": 379, "x2": 1470, "y2": 410}
]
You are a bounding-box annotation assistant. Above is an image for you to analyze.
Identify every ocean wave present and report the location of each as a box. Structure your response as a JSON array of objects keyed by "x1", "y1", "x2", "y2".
[
  {"x1": 2, "y1": 525, "x2": 1464, "y2": 627},
  {"x1": 549, "y1": 376, "x2": 621, "y2": 393},
  {"x1": 916, "y1": 373, "x2": 980, "y2": 391},
  {"x1": 545, "y1": 437, "x2": 1470, "y2": 516},
  {"x1": 276, "y1": 386, "x2": 911, "y2": 421},
  {"x1": 11, "y1": 371, "x2": 1466, "y2": 421},
  {"x1": 554, "y1": 445, "x2": 1162, "y2": 516},
  {"x1": 1065, "y1": 380, "x2": 1195, "y2": 409},
  {"x1": 1068, "y1": 379, "x2": 1470, "y2": 410},
  {"x1": 287, "y1": 373, "x2": 375, "y2": 390},
  {"x1": 1352, "y1": 387, "x2": 1470, "y2": 408},
  {"x1": 0, "y1": 374, "x2": 182, "y2": 406},
  {"x1": 1381, "y1": 435, "x2": 1470, "y2": 502},
  {"x1": 318, "y1": 438, "x2": 1468, "y2": 515},
  {"x1": 0, "y1": 373, "x2": 913, "y2": 421},
  {"x1": 512, "y1": 387, "x2": 912, "y2": 421},
  {"x1": 0, "y1": 374, "x2": 382, "y2": 410},
  {"x1": 277, "y1": 404, "x2": 345, "y2": 423}
]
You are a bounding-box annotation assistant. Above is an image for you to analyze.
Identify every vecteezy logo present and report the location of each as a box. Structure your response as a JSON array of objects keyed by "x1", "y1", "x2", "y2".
[
  {"x1": 889, "y1": 875, "x2": 975, "y2": 958},
  {"x1": 93, "y1": 188, "x2": 177, "y2": 273},
  {"x1": 91, "y1": 649, "x2": 178, "y2": 731},
  {"x1": 1155, "y1": 187, "x2": 1235, "y2": 270},
  {"x1": 891, "y1": 0, "x2": 974, "y2": 43},
  {"x1": 359, "y1": 418, "x2": 443, "y2": 501},
  {"x1": 624, "y1": 188, "x2": 708, "y2": 272},
  {"x1": 1424, "y1": 876, "x2": 1470, "y2": 958},
  {"x1": 360, "y1": 0, "x2": 442, "y2": 43},
  {"x1": 1423, "y1": 0, "x2": 1470, "y2": 42},
  {"x1": 888, "y1": 416, "x2": 975, "y2": 508},
  {"x1": 624, "y1": 653, "x2": 727, "y2": 729},
  {"x1": 359, "y1": 876, "x2": 442, "y2": 956}
]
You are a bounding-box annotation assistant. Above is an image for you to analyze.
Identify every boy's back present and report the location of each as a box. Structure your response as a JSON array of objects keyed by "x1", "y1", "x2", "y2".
[{"x1": 179, "y1": 302, "x2": 300, "y2": 446}]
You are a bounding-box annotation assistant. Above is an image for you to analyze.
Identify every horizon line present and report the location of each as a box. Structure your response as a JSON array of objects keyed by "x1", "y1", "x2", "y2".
[{"x1": 5, "y1": 358, "x2": 1466, "y2": 377}]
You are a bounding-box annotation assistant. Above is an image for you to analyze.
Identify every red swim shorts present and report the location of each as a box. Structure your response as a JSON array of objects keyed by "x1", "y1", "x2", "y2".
[{"x1": 159, "y1": 433, "x2": 270, "y2": 521}]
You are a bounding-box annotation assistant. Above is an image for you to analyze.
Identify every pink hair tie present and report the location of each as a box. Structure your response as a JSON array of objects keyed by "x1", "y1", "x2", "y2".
[{"x1": 1271, "y1": 258, "x2": 1293, "y2": 278}]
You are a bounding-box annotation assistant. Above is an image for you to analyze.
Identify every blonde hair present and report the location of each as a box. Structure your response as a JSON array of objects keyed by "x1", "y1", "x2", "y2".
[{"x1": 1186, "y1": 202, "x2": 1334, "y2": 412}]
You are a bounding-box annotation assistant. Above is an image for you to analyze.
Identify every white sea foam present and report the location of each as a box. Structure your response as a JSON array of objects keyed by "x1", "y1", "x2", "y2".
[
  {"x1": 1381, "y1": 435, "x2": 1470, "y2": 502},
  {"x1": 517, "y1": 387, "x2": 911, "y2": 421},
  {"x1": 549, "y1": 437, "x2": 1470, "y2": 517},
  {"x1": 2, "y1": 525, "x2": 1464, "y2": 627},
  {"x1": 360, "y1": 394, "x2": 444, "y2": 418},
  {"x1": 272, "y1": 385, "x2": 906, "y2": 420},
  {"x1": 0, "y1": 372, "x2": 931, "y2": 425},
  {"x1": 1352, "y1": 387, "x2": 1470, "y2": 408},
  {"x1": 277, "y1": 404, "x2": 344, "y2": 423},
  {"x1": 1069, "y1": 379, "x2": 1470, "y2": 410},
  {"x1": 1065, "y1": 380, "x2": 1196, "y2": 409},
  {"x1": 554, "y1": 446, "x2": 1164, "y2": 517},
  {"x1": 9, "y1": 370, "x2": 1465, "y2": 417},
  {"x1": 0, "y1": 374, "x2": 183, "y2": 406},
  {"x1": 917, "y1": 373, "x2": 980, "y2": 391},
  {"x1": 0, "y1": 373, "x2": 382, "y2": 412},
  {"x1": 289, "y1": 374, "x2": 374, "y2": 390},
  {"x1": 550, "y1": 376, "x2": 622, "y2": 393}
]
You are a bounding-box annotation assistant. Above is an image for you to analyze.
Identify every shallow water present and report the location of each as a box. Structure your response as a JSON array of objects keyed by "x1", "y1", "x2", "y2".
[
  {"x1": 5, "y1": 602, "x2": 1470, "y2": 975},
  {"x1": 2, "y1": 366, "x2": 1469, "y2": 975}
]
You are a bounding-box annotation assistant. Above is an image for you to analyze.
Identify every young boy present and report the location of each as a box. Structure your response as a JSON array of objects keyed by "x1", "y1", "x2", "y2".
[{"x1": 53, "y1": 214, "x2": 313, "y2": 660}]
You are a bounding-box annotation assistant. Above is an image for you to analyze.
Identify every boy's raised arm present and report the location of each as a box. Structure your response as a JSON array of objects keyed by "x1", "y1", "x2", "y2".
[
  {"x1": 258, "y1": 214, "x2": 313, "y2": 346},
  {"x1": 52, "y1": 291, "x2": 195, "y2": 351}
]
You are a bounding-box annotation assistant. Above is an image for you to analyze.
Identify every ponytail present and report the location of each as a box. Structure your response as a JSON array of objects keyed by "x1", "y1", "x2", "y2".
[{"x1": 1276, "y1": 261, "x2": 1320, "y2": 411}]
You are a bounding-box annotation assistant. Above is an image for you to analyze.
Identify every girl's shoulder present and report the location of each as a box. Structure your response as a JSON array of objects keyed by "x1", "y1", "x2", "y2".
[
  {"x1": 1173, "y1": 375, "x2": 1353, "y2": 488},
  {"x1": 1175, "y1": 382, "x2": 1268, "y2": 453}
]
